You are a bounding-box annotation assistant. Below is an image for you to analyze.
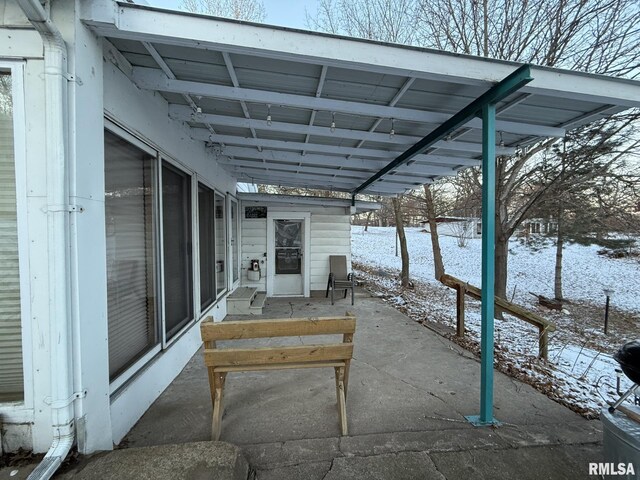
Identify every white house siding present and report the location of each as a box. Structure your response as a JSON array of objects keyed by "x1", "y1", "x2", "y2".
[
  {"x1": 310, "y1": 214, "x2": 351, "y2": 292},
  {"x1": 241, "y1": 217, "x2": 268, "y2": 290},
  {"x1": 0, "y1": 0, "x2": 238, "y2": 453},
  {"x1": 240, "y1": 202, "x2": 351, "y2": 295}
]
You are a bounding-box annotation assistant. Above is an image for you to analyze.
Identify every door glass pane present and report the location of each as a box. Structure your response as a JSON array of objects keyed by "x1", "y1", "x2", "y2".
[
  {"x1": 198, "y1": 184, "x2": 215, "y2": 310},
  {"x1": 231, "y1": 200, "x2": 239, "y2": 283},
  {"x1": 275, "y1": 220, "x2": 302, "y2": 275},
  {"x1": 0, "y1": 71, "x2": 24, "y2": 401},
  {"x1": 214, "y1": 193, "x2": 226, "y2": 295},
  {"x1": 162, "y1": 163, "x2": 193, "y2": 338},
  {"x1": 275, "y1": 220, "x2": 301, "y2": 247},
  {"x1": 105, "y1": 130, "x2": 157, "y2": 380}
]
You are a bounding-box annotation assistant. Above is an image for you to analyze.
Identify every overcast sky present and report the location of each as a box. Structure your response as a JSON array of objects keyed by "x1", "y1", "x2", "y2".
[{"x1": 147, "y1": 0, "x2": 319, "y2": 29}]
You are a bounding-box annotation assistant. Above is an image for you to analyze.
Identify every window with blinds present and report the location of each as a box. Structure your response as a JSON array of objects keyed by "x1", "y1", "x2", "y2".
[
  {"x1": 0, "y1": 71, "x2": 24, "y2": 402},
  {"x1": 198, "y1": 183, "x2": 215, "y2": 310},
  {"x1": 161, "y1": 162, "x2": 193, "y2": 339},
  {"x1": 214, "y1": 193, "x2": 227, "y2": 296},
  {"x1": 105, "y1": 130, "x2": 158, "y2": 380}
]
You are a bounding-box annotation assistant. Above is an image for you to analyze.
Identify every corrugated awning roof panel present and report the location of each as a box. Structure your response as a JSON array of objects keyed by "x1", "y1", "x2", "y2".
[{"x1": 83, "y1": 1, "x2": 640, "y2": 196}]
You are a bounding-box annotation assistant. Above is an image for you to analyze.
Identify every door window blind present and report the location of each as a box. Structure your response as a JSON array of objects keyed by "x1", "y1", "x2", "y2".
[
  {"x1": 105, "y1": 130, "x2": 158, "y2": 380},
  {"x1": 0, "y1": 72, "x2": 24, "y2": 402}
]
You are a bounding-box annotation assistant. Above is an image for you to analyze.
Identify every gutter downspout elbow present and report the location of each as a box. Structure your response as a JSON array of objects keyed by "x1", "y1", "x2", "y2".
[{"x1": 15, "y1": 1, "x2": 75, "y2": 479}]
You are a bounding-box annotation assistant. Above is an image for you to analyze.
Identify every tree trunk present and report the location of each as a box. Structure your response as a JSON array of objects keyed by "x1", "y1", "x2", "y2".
[
  {"x1": 554, "y1": 209, "x2": 564, "y2": 301},
  {"x1": 392, "y1": 197, "x2": 410, "y2": 287},
  {"x1": 364, "y1": 211, "x2": 372, "y2": 232},
  {"x1": 494, "y1": 233, "x2": 509, "y2": 301},
  {"x1": 423, "y1": 185, "x2": 445, "y2": 280}
]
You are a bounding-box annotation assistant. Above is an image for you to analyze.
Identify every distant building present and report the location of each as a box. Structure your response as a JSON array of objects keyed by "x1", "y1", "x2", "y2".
[{"x1": 421, "y1": 216, "x2": 482, "y2": 239}]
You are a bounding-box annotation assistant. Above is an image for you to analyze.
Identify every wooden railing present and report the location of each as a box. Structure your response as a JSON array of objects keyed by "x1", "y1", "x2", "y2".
[{"x1": 440, "y1": 274, "x2": 556, "y2": 360}]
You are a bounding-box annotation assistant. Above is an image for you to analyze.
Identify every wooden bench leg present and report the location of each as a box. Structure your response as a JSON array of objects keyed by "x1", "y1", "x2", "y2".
[
  {"x1": 343, "y1": 359, "x2": 351, "y2": 399},
  {"x1": 207, "y1": 367, "x2": 216, "y2": 405},
  {"x1": 334, "y1": 366, "x2": 348, "y2": 436},
  {"x1": 211, "y1": 372, "x2": 226, "y2": 441}
]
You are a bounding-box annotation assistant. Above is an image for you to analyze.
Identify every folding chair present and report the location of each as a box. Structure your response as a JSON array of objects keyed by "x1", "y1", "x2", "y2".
[{"x1": 326, "y1": 255, "x2": 355, "y2": 305}]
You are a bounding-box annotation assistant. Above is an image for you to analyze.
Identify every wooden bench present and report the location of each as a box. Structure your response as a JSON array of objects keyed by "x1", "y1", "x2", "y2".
[{"x1": 200, "y1": 312, "x2": 356, "y2": 440}]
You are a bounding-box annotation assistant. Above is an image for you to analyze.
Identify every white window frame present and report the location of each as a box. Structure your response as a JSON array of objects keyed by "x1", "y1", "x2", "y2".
[
  {"x1": 103, "y1": 118, "x2": 230, "y2": 393},
  {"x1": 159, "y1": 155, "x2": 197, "y2": 349},
  {"x1": 0, "y1": 60, "x2": 34, "y2": 417},
  {"x1": 213, "y1": 189, "x2": 228, "y2": 301},
  {"x1": 104, "y1": 120, "x2": 162, "y2": 394},
  {"x1": 227, "y1": 194, "x2": 240, "y2": 290}
]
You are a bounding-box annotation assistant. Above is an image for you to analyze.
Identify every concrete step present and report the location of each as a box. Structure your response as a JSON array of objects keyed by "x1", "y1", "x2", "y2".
[
  {"x1": 249, "y1": 292, "x2": 267, "y2": 315},
  {"x1": 66, "y1": 441, "x2": 252, "y2": 480},
  {"x1": 227, "y1": 287, "x2": 258, "y2": 315}
]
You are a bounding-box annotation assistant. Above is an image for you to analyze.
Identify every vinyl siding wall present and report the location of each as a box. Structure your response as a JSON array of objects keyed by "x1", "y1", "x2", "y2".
[{"x1": 240, "y1": 203, "x2": 351, "y2": 294}]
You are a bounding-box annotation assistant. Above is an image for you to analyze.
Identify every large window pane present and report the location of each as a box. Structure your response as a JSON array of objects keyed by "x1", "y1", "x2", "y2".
[
  {"x1": 105, "y1": 130, "x2": 157, "y2": 380},
  {"x1": 0, "y1": 71, "x2": 23, "y2": 401},
  {"x1": 231, "y1": 200, "x2": 239, "y2": 284},
  {"x1": 162, "y1": 163, "x2": 193, "y2": 338},
  {"x1": 214, "y1": 193, "x2": 226, "y2": 296},
  {"x1": 198, "y1": 184, "x2": 215, "y2": 310}
]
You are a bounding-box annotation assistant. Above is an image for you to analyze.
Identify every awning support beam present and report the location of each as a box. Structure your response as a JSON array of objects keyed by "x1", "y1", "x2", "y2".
[
  {"x1": 465, "y1": 102, "x2": 501, "y2": 427},
  {"x1": 351, "y1": 64, "x2": 533, "y2": 195}
]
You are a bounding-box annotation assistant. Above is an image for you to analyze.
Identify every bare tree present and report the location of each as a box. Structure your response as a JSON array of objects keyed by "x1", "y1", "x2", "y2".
[
  {"x1": 392, "y1": 197, "x2": 410, "y2": 287},
  {"x1": 423, "y1": 184, "x2": 445, "y2": 279},
  {"x1": 309, "y1": 0, "x2": 640, "y2": 303},
  {"x1": 419, "y1": 0, "x2": 640, "y2": 301},
  {"x1": 307, "y1": 0, "x2": 420, "y2": 44},
  {"x1": 181, "y1": 0, "x2": 267, "y2": 22},
  {"x1": 449, "y1": 219, "x2": 474, "y2": 248}
]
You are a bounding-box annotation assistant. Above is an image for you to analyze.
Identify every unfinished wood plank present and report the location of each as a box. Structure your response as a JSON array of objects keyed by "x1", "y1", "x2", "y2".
[
  {"x1": 214, "y1": 361, "x2": 345, "y2": 373},
  {"x1": 342, "y1": 331, "x2": 353, "y2": 398},
  {"x1": 441, "y1": 274, "x2": 556, "y2": 331},
  {"x1": 211, "y1": 372, "x2": 225, "y2": 441},
  {"x1": 201, "y1": 316, "x2": 356, "y2": 341},
  {"x1": 335, "y1": 366, "x2": 348, "y2": 435},
  {"x1": 205, "y1": 343, "x2": 354, "y2": 367},
  {"x1": 343, "y1": 359, "x2": 351, "y2": 399}
]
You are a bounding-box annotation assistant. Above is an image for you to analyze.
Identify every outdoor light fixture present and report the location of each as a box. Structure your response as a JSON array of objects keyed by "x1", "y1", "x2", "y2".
[
  {"x1": 389, "y1": 118, "x2": 395, "y2": 139},
  {"x1": 266, "y1": 104, "x2": 272, "y2": 126},
  {"x1": 190, "y1": 106, "x2": 202, "y2": 121},
  {"x1": 499, "y1": 131, "x2": 504, "y2": 147},
  {"x1": 330, "y1": 112, "x2": 336, "y2": 132}
]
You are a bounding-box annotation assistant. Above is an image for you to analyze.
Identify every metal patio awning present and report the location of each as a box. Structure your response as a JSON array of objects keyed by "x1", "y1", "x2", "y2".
[{"x1": 83, "y1": 2, "x2": 640, "y2": 197}]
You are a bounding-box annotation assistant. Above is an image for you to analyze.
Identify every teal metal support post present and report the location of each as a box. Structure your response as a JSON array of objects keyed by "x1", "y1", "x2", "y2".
[{"x1": 466, "y1": 103, "x2": 500, "y2": 427}]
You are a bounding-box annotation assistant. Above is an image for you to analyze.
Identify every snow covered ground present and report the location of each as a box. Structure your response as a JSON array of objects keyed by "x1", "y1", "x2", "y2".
[{"x1": 352, "y1": 226, "x2": 640, "y2": 416}]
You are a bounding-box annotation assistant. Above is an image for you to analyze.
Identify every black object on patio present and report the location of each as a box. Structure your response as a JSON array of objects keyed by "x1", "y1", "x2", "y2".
[{"x1": 610, "y1": 340, "x2": 640, "y2": 413}]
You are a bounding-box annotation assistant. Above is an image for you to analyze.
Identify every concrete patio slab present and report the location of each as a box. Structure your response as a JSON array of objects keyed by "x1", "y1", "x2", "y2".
[{"x1": 120, "y1": 289, "x2": 603, "y2": 479}]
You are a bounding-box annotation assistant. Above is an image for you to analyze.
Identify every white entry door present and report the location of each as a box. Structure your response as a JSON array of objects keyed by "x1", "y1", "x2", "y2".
[{"x1": 267, "y1": 213, "x2": 310, "y2": 296}]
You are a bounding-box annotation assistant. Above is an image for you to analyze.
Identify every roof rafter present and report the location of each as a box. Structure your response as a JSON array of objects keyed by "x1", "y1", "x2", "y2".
[
  {"x1": 141, "y1": 41, "x2": 219, "y2": 139},
  {"x1": 221, "y1": 51, "x2": 261, "y2": 151},
  {"x1": 218, "y1": 146, "x2": 481, "y2": 169},
  {"x1": 133, "y1": 67, "x2": 565, "y2": 138},
  {"x1": 217, "y1": 156, "x2": 456, "y2": 180}
]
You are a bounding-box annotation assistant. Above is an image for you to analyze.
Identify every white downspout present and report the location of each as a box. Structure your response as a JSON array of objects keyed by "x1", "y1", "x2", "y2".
[{"x1": 15, "y1": 1, "x2": 75, "y2": 479}]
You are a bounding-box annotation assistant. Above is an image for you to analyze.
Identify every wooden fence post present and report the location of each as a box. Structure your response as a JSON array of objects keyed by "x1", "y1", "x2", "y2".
[
  {"x1": 539, "y1": 327, "x2": 548, "y2": 360},
  {"x1": 456, "y1": 284, "x2": 465, "y2": 337}
]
